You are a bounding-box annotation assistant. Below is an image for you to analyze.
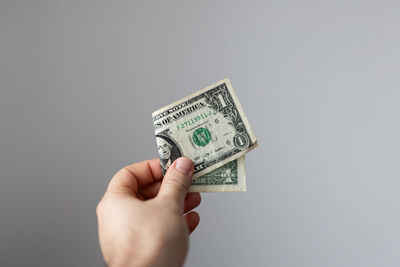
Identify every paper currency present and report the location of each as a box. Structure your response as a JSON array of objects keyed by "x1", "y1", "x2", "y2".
[
  {"x1": 189, "y1": 157, "x2": 246, "y2": 192},
  {"x1": 152, "y1": 78, "x2": 257, "y2": 191}
]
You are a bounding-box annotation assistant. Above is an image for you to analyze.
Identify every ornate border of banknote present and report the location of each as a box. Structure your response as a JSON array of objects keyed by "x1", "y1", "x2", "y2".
[
  {"x1": 188, "y1": 157, "x2": 246, "y2": 192},
  {"x1": 152, "y1": 78, "x2": 257, "y2": 192}
]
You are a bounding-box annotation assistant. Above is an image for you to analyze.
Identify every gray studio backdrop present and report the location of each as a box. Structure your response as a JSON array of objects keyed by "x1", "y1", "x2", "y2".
[{"x1": 1, "y1": 1, "x2": 399, "y2": 266}]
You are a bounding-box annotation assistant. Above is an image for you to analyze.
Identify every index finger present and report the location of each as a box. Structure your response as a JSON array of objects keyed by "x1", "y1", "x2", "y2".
[{"x1": 107, "y1": 158, "x2": 163, "y2": 194}]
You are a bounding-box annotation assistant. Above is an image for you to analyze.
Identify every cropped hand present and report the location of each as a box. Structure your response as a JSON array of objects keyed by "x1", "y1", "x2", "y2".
[{"x1": 96, "y1": 157, "x2": 201, "y2": 267}]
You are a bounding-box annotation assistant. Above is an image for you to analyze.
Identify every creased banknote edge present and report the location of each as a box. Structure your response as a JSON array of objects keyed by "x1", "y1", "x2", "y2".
[
  {"x1": 152, "y1": 78, "x2": 230, "y2": 117},
  {"x1": 188, "y1": 184, "x2": 246, "y2": 192},
  {"x1": 223, "y1": 78, "x2": 257, "y2": 145},
  {"x1": 189, "y1": 156, "x2": 246, "y2": 192}
]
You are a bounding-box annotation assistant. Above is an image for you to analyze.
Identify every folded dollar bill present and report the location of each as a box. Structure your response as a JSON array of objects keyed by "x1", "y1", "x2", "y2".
[
  {"x1": 152, "y1": 78, "x2": 257, "y2": 191},
  {"x1": 188, "y1": 157, "x2": 246, "y2": 192}
]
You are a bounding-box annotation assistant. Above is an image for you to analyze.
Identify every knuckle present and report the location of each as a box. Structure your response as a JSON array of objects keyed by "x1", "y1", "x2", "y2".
[
  {"x1": 96, "y1": 201, "x2": 104, "y2": 215},
  {"x1": 96, "y1": 197, "x2": 108, "y2": 215}
]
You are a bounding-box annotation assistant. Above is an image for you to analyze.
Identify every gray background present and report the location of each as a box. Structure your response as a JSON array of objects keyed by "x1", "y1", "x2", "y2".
[{"x1": 1, "y1": 1, "x2": 399, "y2": 266}]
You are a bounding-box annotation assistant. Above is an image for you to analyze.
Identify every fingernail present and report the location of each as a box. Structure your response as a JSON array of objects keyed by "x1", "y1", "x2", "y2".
[{"x1": 175, "y1": 157, "x2": 193, "y2": 174}]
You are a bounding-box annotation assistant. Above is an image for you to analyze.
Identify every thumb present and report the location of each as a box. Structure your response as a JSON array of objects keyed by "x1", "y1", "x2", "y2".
[{"x1": 158, "y1": 157, "x2": 194, "y2": 207}]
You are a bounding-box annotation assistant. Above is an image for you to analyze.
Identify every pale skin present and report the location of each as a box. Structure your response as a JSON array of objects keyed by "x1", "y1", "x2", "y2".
[{"x1": 96, "y1": 157, "x2": 201, "y2": 267}]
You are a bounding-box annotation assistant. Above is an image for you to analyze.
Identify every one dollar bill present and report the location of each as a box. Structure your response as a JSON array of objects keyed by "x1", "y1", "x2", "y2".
[
  {"x1": 189, "y1": 157, "x2": 246, "y2": 192},
  {"x1": 152, "y1": 78, "x2": 257, "y2": 191}
]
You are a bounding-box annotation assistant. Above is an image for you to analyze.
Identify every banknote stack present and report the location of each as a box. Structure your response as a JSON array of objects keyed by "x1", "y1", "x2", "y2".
[{"x1": 152, "y1": 78, "x2": 257, "y2": 192}]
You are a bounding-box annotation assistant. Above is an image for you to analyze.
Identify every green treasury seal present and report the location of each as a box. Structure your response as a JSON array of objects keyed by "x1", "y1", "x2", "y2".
[{"x1": 193, "y1": 128, "x2": 211, "y2": 147}]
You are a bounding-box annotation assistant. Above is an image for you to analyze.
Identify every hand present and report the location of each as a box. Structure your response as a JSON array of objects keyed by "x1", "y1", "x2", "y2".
[{"x1": 96, "y1": 157, "x2": 201, "y2": 267}]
